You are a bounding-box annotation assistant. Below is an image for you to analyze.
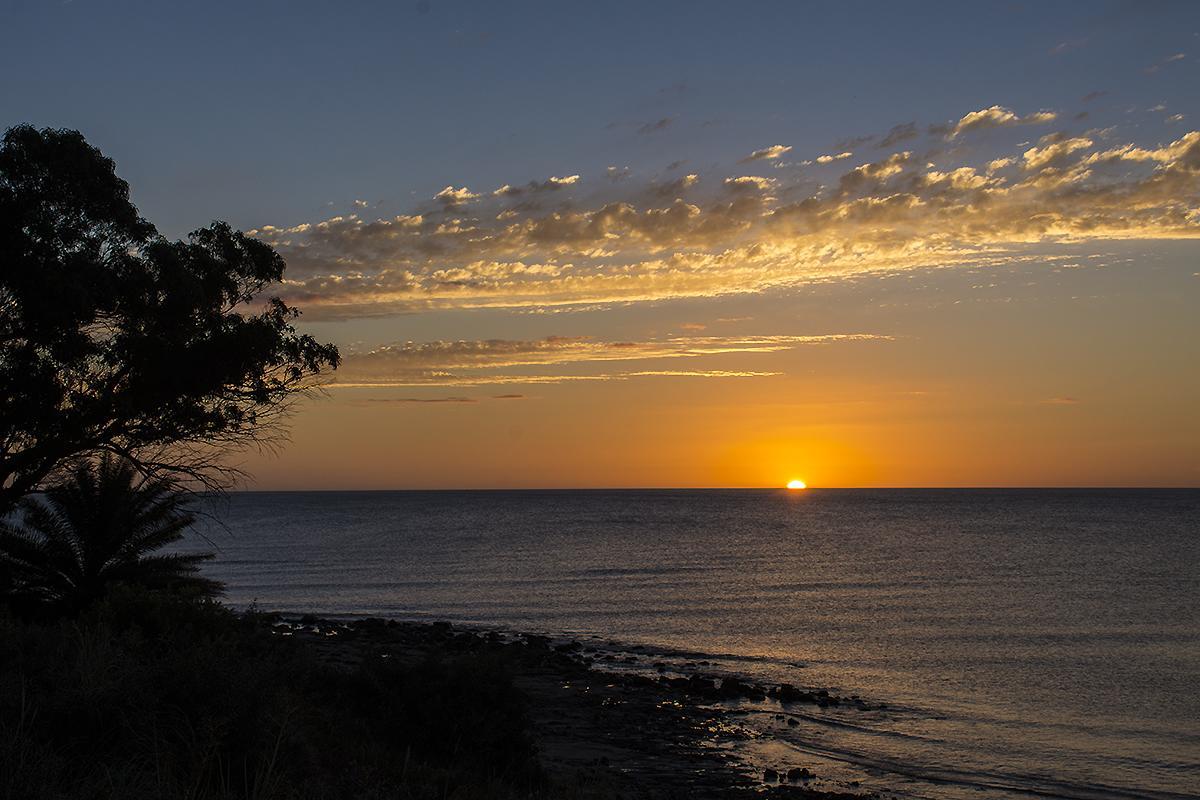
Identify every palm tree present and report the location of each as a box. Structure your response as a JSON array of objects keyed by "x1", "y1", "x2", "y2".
[{"x1": 0, "y1": 455, "x2": 222, "y2": 614}]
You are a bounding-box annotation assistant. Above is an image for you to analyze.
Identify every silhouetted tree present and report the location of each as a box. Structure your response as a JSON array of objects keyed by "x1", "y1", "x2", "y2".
[
  {"x1": 0, "y1": 125, "x2": 339, "y2": 513},
  {"x1": 0, "y1": 455, "x2": 222, "y2": 614}
]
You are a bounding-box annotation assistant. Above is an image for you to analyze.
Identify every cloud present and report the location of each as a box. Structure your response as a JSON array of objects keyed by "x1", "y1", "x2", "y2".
[
  {"x1": 653, "y1": 173, "x2": 700, "y2": 197},
  {"x1": 723, "y1": 175, "x2": 775, "y2": 192},
  {"x1": 637, "y1": 117, "x2": 674, "y2": 135},
  {"x1": 1082, "y1": 130, "x2": 1200, "y2": 167},
  {"x1": 332, "y1": 333, "x2": 888, "y2": 386},
  {"x1": 1039, "y1": 397, "x2": 1081, "y2": 405},
  {"x1": 838, "y1": 134, "x2": 877, "y2": 150},
  {"x1": 492, "y1": 393, "x2": 525, "y2": 399},
  {"x1": 816, "y1": 152, "x2": 853, "y2": 163},
  {"x1": 948, "y1": 106, "x2": 1057, "y2": 138},
  {"x1": 433, "y1": 185, "x2": 479, "y2": 207},
  {"x1": 742, "y1": 144, "x2": 793, "y2": 162},
  {"x1": 1082, "y1": 90, "x2": 1108, "y2": 103},
  {"x1": 878, "y1": 122, "x2": 919, "y2": 148},
  {"x1": 1022, "y1": 134, "x2": 1094, "y2": 170},
  {"x1": 1049, "y1": 39, "x2": 1087, "y2": 55},
  {"x1": 1145, "y1": 53, "x2": 1186, "y2": 74},
  {"x1": 367, "y1": 396, "x2": 477, "y2": 403},
  {"x1": 252, "y1": 114, "x2": 1200, "y2": 320},
  {"x1": 492, "y1": 175, "x2": 581, "y2": 197},
  {"x1": 338, "y1": 371, "x2": 781, "y2": 387}
]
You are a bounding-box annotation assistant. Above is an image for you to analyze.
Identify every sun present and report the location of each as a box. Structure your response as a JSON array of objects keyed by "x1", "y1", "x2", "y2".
[{"x1": 786, "y1": 479, "x2": 807, "y2": 490}]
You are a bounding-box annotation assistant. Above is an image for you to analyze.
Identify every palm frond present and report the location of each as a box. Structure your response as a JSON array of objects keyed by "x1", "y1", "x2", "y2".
[{"x1": 0, "y1": 455, "x2": 223, "y2": 613}]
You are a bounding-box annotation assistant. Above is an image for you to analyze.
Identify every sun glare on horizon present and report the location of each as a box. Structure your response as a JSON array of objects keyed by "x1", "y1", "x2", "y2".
[{"x1": 786, "y1": 479, "x2": 807, "y2": 490}]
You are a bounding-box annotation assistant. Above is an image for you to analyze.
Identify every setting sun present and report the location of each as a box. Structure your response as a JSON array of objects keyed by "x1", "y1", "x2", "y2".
[{"x1": 786, "y1": 479, "x2": 808, "y2": 490}]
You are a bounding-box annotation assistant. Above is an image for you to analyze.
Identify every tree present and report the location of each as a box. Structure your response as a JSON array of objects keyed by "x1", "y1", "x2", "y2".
[
  {"x1": 0, "y1": 125, "x2": 339, "y2": 513},
  {"x1": 0, "y1": 455, "x2": 222, "y2": 614}
]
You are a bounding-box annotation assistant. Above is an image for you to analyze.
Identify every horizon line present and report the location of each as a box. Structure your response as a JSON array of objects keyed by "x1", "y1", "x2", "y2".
[{"x1": 223, "y1": 485, "x2": 1200, "y2": 492}]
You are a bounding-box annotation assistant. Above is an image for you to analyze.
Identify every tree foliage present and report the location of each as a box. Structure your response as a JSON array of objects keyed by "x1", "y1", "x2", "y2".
[
  {"x1": 0, "y1": 455, "x2": 222, "y2": 614},
  {"x1": 0, "y1": 125, "x2": 339, "y2": 512}
]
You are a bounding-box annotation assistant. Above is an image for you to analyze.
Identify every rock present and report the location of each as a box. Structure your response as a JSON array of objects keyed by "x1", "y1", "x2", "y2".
[
  {"x1": 787, "y1": 717, "x2": 798, "y2": 727},
  {"x1": 719, "y1": 677, "x2": 766, "y2": 700},
  {"x1": 775, "y1": 683, "x2": 816, "y2": 704},
  {"x1": 786, "y1": 767, "x2": 813, "y2": 781},
  {"x1": 764, "y1": 768, "x2": 779, "y2": 782}
]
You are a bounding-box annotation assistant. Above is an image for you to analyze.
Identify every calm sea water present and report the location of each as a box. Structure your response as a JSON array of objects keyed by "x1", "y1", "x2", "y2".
[{"x1": 187, "y1": 489, "x2": 1200, "y2": 800}]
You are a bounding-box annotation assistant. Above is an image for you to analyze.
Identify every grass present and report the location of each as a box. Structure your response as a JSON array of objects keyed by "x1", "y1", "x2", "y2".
[{"x1": 0, "y1": 589, "x2": 544, "y2": 799}]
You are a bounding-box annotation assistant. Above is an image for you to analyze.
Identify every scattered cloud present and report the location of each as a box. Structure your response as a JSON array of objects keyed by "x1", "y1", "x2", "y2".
[
  {"x1": 1145, "y1": 52, "x2": 1186, "y2": 74},
  {"x1": 1022, "y1": 134, "x2": 1094, "y2": 170},
  {"x1": 332, "y1": 333, "x2": 888, "y2": 386},
  {"x1": 1049, "y1": 38, "x2": 1087, "y2": 55},
  {"x1": 637, "y1": 117, "x2": 674, "y2": 134},
  {"x1": 838, "y1": 134, "x2": 877, "y2": 150},
  {"x1": 742, "y1": 144, "x2": 793, "y2": 162},
  {"x1": 492, "y1": 175, "x2": 580, "y2": 197},
  {"x1": 878, "y1": 122, "x2": 919, "y2": 148},
  {"x1": 433, "y1": 185, "x2": 479, "y2": 207},
  {"x1": 723, "y1": 175, "x2": 775, "y2": 191},
  {"x1": 367, "y1": 396, "x2": 477, "y2": 403},
  {"x1": 252, "y1": 114, "x2": 1200, "y2": 320},
  {"x1": 816, "y1": 152, "x2": 853, "y2": 163},
  {"x1": 653, "y1": 173, "x2": 700, "y2": 197},
  {"x1": 948, "y1": 106, "x2": 1057, "y2": 138}
]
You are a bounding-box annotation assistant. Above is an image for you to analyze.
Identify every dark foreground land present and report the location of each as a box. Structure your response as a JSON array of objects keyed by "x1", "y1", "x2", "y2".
[{"x1": 0, "y1": 594, "x2": 880, "y2": 799}]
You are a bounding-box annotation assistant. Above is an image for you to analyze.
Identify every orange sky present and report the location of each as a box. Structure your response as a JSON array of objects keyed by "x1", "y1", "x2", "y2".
[{"x1": 239, "y1": 241, "x2": 1199, "y2": 488}]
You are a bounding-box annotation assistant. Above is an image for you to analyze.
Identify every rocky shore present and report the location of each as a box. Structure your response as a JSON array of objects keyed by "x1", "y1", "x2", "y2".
[{"x1": 271, "y1": 615, "x2": 889, "y2": 799}]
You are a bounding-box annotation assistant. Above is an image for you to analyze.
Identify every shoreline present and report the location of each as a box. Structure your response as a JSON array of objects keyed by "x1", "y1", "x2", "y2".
[{"x1": 268, "y1": 612, "x2": 887, "y2": 799}]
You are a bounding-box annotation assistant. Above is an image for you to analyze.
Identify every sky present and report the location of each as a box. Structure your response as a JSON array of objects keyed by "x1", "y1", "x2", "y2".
[{"x1": 3, "y1": 0, "x2": 1198, "y2": 488}]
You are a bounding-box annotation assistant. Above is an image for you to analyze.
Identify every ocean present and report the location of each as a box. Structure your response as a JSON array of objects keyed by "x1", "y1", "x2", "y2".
[{"x1": 186, "y1": 489, "x2": 1200, "y2": 800}]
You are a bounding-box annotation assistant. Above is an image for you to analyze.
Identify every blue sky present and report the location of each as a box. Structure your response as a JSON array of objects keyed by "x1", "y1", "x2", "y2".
[{"x1": 4, "y1": 1, "x2": 1197, "y2": 236}]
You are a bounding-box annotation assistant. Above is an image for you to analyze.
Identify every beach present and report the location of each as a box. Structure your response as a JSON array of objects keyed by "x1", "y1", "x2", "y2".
[{"x1": 270, "y1": 614, "x2": 885, "y2": 799}]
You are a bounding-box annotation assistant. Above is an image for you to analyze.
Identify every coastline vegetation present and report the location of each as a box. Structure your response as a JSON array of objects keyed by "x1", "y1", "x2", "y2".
[
  {"x1": 0, "y1": 125, "x2": 547, "y2": 799},
  {"x1": 0, "y1": 590, "x2": 543, "y2": 799}
]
